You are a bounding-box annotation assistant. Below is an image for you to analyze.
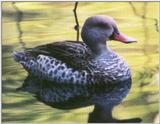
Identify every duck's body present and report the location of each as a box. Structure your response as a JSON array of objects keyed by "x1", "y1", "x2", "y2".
[
  {"x1": 13, "y1": 15, "x2": 137, "y2": 122},
  {"x1": 14, "y1": 40, "x2": 131, "y2": 85}
]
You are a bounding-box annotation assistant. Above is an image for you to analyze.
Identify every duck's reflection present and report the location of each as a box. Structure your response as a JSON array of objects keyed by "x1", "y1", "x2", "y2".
[{"x1": 17, "y1": 75, "x2": 142, "y2": 123}]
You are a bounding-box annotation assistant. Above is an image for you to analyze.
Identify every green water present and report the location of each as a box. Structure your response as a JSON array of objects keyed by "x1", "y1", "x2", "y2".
[{"x1": 2, "y1": 2, "x2": 159, "y2": 123}]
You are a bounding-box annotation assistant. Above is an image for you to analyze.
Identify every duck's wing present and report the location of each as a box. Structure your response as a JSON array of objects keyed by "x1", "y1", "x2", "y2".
[
  {"x1": 14, "y1": 53, "x2": 94, "y2": 85},
  {"x1": 26, "y1": 41, "x2": 93, "y2": 70},
  {"x1": 13, "y1": 41, "x2": 96, "y2": 85},
  {"x1": 13, "y1": 49, "x2": 117, "y2": 86}
]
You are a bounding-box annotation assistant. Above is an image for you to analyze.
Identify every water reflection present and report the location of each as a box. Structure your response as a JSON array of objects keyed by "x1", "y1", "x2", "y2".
[{"x1": 17, "y1": 75, "x2": 142, "y2": 123}]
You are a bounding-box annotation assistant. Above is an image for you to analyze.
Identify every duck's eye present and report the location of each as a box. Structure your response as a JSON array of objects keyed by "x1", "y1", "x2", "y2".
[
  {"x1": 109, "y1": 32, "x2": 115, "y2": 40},
  {"x1": 109, "y1": 27, "x2": 120, "y2": 39}
]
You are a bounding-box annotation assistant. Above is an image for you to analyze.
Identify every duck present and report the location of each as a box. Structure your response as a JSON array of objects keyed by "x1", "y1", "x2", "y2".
[{"x1": 13, "y1": 15, "x2": 137, "y2": 122}]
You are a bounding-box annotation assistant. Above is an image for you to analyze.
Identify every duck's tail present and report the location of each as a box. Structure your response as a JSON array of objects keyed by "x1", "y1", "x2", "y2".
[
  {"x1": 13, "y1": 50, "x2": 29, "y2": 62},
  {"x1": 13, "y1": 50, "x2": 36, "y2": 73}
]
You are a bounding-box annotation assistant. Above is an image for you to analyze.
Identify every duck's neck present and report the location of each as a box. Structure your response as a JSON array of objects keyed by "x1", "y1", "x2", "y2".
[{"x1": 92, "y1": 43, "x2": 111, "y2": 58}]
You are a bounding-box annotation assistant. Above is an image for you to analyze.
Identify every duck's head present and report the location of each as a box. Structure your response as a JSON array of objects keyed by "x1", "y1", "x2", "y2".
[{"x1": 81, "y1": 15, "x2": 137, "y2": 53}]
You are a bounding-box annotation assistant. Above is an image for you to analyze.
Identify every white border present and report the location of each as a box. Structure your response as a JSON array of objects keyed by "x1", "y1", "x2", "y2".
[
  {"x1": 1, "y1": 0, "x2": 160, "y2": 2},
  {"x1": 0, "y1": 1, "x2": 160, "y2": 124}
]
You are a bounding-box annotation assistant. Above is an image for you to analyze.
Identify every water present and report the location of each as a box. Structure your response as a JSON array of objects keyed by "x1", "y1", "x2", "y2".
[{"x1": 2, "y1": 2, "x2": 159, "y2": 123}]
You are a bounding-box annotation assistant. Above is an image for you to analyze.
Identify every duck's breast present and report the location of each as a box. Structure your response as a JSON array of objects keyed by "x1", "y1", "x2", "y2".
[{"x1": 89, "y1": 55, "x2": 131, "y2": 82}]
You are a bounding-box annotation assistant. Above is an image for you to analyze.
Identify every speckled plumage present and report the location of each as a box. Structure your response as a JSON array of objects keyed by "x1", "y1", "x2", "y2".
[{"x1": 16, "y1": 50, "x2": 90, "y2": 85}]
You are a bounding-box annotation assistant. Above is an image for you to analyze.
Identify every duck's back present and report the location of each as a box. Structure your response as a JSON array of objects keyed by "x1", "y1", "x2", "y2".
[{"x1": 25, "y1": 41, "x2": 93, "y2": 70}]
